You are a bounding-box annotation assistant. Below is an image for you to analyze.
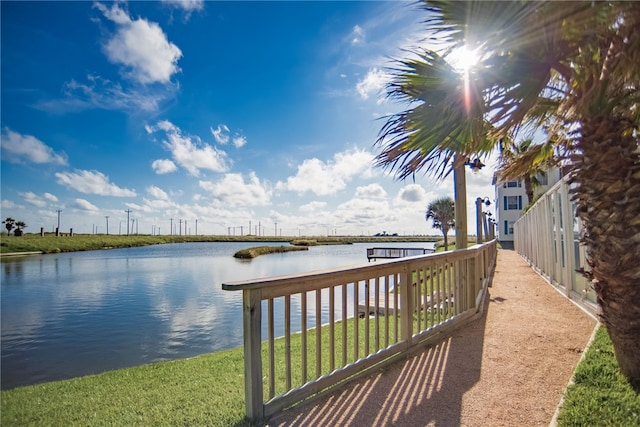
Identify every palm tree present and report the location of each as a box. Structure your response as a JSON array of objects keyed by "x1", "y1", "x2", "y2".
[
  {"x1": 14, "y1": 221, "x2": 27, "y2": 237},
  {"x1": 3, "y1": 218, "x2": 15, "y2": 235},
  {"x1": 497, "y1": 138, "x2": 556, "y2": 205},
  {"x1": 426, "y1": 196, "x2": 455, "y2": 250},
  {"x1": 376, "y1": 1, "x2": 640, "y2": 386}
]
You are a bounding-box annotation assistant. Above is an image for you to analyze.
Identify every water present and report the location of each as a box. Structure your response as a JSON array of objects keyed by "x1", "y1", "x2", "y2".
[{"x1": 1, "y1": 241, "x2": 434, "y2": 390}]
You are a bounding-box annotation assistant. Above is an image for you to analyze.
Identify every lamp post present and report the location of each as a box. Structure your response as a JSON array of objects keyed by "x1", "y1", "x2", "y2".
[
  {"x1": 475, "y1": 197, "x2": 491, "y2": 244},
  {"x1": 453, "y1": 156, "x2": 468, "y2": 250}
]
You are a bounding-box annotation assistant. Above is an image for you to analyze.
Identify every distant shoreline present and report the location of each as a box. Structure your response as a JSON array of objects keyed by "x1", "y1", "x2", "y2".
[{"x1": 0, "y1": 234, "x2": 440, "y2": 256}]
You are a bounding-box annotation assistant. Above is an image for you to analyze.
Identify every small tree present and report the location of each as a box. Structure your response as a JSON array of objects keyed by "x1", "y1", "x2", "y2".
[
  {"x1": 426, "y1": 196, "x2": 455, "y2": 251},
  {"x1": 14, "y1": 221, "x2": 27, "y2": 237},
  {"x1": 3, "y1": 218, "x2": 16, "y2": 235}
]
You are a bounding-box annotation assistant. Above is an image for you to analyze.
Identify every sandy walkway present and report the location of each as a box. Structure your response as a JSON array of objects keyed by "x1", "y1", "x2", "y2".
[{"x1": 268, "y1": 249, "x2": 597, "y2": 427}]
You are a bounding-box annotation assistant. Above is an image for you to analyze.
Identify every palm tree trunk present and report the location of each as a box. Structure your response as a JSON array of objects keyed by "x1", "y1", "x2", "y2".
[
  {"x1": 571, "y1": 115, "x2": 640, "y2": 388},
  {"x1": 523, "y1": 175, "x2": 534, "y2": 205},
  {"x1": 442, "y1": 230, "x2": 449, "y2": 251}
]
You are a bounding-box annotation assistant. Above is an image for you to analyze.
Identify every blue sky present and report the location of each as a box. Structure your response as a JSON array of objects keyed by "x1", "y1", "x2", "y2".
[{"x1": 1, "y1": 1, "x2": 497, "y2": 237}]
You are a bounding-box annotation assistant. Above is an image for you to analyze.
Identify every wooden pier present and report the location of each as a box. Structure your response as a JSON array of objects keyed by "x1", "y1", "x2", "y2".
[
  {"x1": 358, "y1": 291, "x2": 454, "y2": 318},
  {"x1": 366, "y1": 247, "x2": 434, "y2": 261}
]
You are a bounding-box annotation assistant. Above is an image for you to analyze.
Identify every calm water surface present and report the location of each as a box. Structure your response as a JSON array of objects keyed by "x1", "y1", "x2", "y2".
[{"x1": 1, "y1": 241, "x2": 434, "y2": 389}]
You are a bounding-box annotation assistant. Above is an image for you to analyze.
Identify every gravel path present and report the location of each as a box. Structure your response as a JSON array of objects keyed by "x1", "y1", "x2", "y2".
[{"x1": 268, "y1": 249, "x2": 597, "y2": 427}]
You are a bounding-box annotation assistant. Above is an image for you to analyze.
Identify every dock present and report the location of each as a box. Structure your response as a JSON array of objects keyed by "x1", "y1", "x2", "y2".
[
  {"x1": 358, "y1": 291, "x2": 454, "y2": 318},
  {"x1": 366, "y1": 247, "x2": 434, "y2": 262}
]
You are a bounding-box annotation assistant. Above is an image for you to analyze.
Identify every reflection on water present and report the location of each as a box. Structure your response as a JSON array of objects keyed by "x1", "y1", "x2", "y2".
[{"x1": 1, "y1": 241, "x2": 434, "y2": 389}]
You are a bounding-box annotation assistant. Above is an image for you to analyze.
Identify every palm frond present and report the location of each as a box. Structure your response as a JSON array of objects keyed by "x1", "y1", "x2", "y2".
[{"x1": 375, "y1": 49, "x2": 492, "y2": 180}]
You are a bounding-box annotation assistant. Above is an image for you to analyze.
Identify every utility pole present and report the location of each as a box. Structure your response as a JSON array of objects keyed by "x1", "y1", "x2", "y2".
[
  {"x1": 274, "y1": 222, "x2": 277, "y2": 237},
  {"x1": 124, "y1": 209, "x2": 132, "y2": 235},
  {"x1": 170, "y1": 218, "x2": 173, "y2": 236},
  {"x1": 105, "y1": 216, "x2": 109, "y2": 235},
  {"x1": 179, "y1": 219, "x2": 183, "y2": 236},
  {"x1": 185, "y1": 220, "x2": 188, "y2": 235},
  {"x1": 195, "y1": 219, "x2": 198, "y2": 235},
  {"x1": 56, "y1": 209, "x2": 62, "y2": 236}
]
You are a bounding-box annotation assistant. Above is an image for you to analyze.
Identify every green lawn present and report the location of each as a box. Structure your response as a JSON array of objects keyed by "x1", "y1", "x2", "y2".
[
  {"x1": 1, "y1": 348, "x2": 249, "y2": 427},
  {"x1": 557, "y1": 326, "x2": 640, "y2": 426},
  {"x1": 3, "y1": 322, "x2": 637, "y2": 426}
]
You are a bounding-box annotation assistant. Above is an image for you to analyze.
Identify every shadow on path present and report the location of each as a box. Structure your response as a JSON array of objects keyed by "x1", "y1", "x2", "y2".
[
  {"x1": 268, "y1": 249, "x2": 597, "y2": 426},
  {"x1": 268, "y1": 289, "x2": 489, "y2": 426}
]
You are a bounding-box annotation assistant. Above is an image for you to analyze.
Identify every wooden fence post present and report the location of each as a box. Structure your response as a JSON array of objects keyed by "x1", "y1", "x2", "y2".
[
  {"x1": 243, "y1": 288, "x2": 263, "y2": 422},
  {"x1": 399, "y1": 264, "x2": 413, "y2": 346},
  {"x1": 467, "y1": 255, "x2": 477, "y2": 312}
]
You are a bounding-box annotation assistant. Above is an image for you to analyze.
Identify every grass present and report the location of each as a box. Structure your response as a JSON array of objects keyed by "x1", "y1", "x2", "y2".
[
  {"x1": 1, "y1": 347, "x2": 249, "y2": 427},
  {"x1": 557, "y1": 325, "x2": 640, "y2": 426},
  {"x1": 1, "y1": 315, "x2": 400, "y2": 426},
  {"x1": 233, "y1": 245, "x2": 308, "y2": 259},
  {"x1": 4, "y1": 320, "x2": 636, "y2": 426},
  {"x1": 0, "y1": 233, "x2": 438, "y2": 254}
]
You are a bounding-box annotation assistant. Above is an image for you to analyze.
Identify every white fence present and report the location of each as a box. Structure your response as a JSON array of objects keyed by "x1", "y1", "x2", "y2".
[
  {"x1": 514, "y1": 175, "x2": 597, "y2": 314},
  {"x1": 223, "y1": 241, "x2": 497, "y2": 423}
]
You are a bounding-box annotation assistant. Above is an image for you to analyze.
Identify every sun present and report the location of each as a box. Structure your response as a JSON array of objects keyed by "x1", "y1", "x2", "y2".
[{"x1": 447, "y1": 46, "x2": 480, "y2": 72}]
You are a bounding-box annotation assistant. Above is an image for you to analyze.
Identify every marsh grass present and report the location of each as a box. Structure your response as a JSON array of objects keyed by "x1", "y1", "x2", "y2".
[
  {"x1": 233, "y1": 245, "x2": 308, "y2": 259},
  {"x1": 0, "y1": 233, "x2": 438, "y2": 254}
]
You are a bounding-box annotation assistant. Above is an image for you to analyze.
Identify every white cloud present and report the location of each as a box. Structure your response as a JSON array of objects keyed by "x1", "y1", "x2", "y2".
[
  {"x1": 147, "y1": 185, "x2": 170, "y2": 201},
  {"x1": 161, "y1": 0, "x2": 204, "y2": 12},
  {"x1": 147, "y1": 120, "x2": 229, "y2": 176},
  {"x1": 299, "y1": 201, "x2": 327, "y2": 213},
  {"x1": 199, "y1": 172, "x2": 271, "y2": 207},
  {"x1": 351, "y1": 24, "x2": 365, "y2": 45},
  {"x1": 211, "y1": 124, "x2": 230, "y2": 144},
  {"x1": 1, "y1": 128, "x2": 68, "y2": 165},
  {"x1": 278, "y1": 148, "x2": 375, "y2": 196},
  {"x1": 151, "y1": 159, "x2": 178, "y2": 174},
  {"x1": 94, "y1": 2, "x2": 182, "y2": 84},
  {"x1": 334, "y1": 197, "x2": 394, "y2": 228},
  {"x1": 20, "y1": 192, "x2": 48, "y2": 208},
  {"x1": 43, "y1": 193, "x2": 59, "y2": 202},
  {"x1": 55, "y1": 169, "x2": 137, "y2": 197},
  {"x1": 355, "y1": 183, "x2": 387, "y2": 199},
  {"x1": 356, "y1": 68, "x2": 388, "y2": 101},
  {"x1": 232, "y1": 135, "x2": 247, "y2": 148},
  {"x1": 35, "y1": 74, "x2": 176, "y2": 115},
  {"x1": 1, "y1": 200, "x2": 19, "y2": 209},
  {"x1": 72, "y1": 198, "x2": 99, "y2": 212},
  {"x1": 397, "y1": 184, "x2": 426, "y2": 203}
]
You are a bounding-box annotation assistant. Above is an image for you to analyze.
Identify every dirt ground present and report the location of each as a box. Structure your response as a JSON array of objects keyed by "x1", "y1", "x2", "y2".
[{"x1": 267, "y1": 249, "x2": 598, "y2": 427}]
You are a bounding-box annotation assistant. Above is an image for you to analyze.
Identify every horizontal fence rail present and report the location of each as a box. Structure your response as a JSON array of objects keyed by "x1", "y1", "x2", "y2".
[
  {"x1": 514, "y1": 175, "x2": 597, "y2": 314},
  {"x1": 222, "y1": 240, "x2": 497, "y2": 423}
]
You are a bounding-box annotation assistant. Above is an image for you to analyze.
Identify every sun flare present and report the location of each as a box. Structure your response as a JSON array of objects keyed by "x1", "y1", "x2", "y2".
[{"x1": 448, "y1": 46, "x2": 480, "y2": 72}]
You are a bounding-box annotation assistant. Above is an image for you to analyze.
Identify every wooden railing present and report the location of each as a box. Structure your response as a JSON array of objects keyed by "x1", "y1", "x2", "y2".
[
  {"x1": 514, "y1": 175, "x2": 597, "y2": 313},
  {"x1": 222, "y1": 240, "x2": 497, "y2": 423}
]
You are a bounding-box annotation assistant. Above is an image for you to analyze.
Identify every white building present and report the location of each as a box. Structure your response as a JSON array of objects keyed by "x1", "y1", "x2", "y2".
[{"x1": 493, "y1": 168, "x2": 562, "y2": 248}]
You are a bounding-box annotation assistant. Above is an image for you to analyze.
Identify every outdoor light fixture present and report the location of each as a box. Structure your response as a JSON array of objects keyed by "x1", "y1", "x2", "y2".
[
  {"x1": 464, "y1": 158, "x2": 485, "y2": 172},
  {"x1": 475, "y1": 196, "x2": 492, "y2": 243}
]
